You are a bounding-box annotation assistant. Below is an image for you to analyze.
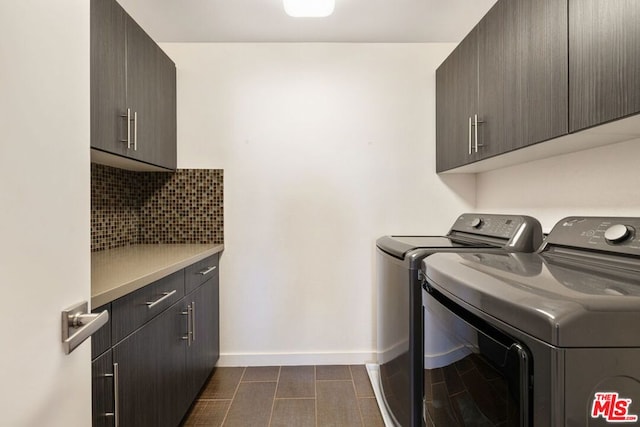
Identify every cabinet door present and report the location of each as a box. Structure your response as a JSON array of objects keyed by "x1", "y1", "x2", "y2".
[
  {"x1": 112, "y1": 303, "x2": 187, "y2": 427},
  {"x1": 125, "y1": 16, "x2": 157, "y2": 167},
  {"x1": 126, "y1": 17, "x2": 176, "y2": 170},
  {"x1": 90, "y1": 0, "x2": 127, "y2": 157},
  {"x1": 92, "y1": 350, "x2": 114, "y2": 427},
  {"x1": 436, "y1": 29, "x2": 479, "y2": 172},
  {"x1": 478, "y1": 0, "x2": 568, "y2": 158},
  {"x1": 186, "y1": 276, "x2": 220, "y2": 401},
  {"x1": 569, "y1": 0, "x2": 640, "y2": 132}
]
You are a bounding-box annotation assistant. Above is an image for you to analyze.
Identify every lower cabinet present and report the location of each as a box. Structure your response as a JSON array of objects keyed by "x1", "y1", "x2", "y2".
[
  {"x1": 92, "y1": 350, "x2": 114, "y2": 427},
  {"x1": 91, "y1": 254, "x2": 220, "y2": 427},
  {"x1": 186, "y1": 275, "x2": 220, "y2": 400},
  {"x1": 113, "y1": 302, "x2": 188, "y2": 427}
]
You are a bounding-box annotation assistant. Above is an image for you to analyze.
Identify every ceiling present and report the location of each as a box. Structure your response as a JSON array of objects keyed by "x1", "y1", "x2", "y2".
[{"x1": 116, "y1": 0, "x2": 498, "y2": 43}]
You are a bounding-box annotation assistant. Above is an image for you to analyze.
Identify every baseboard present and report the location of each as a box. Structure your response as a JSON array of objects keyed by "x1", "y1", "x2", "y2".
[{"x1": 217, "y1": 351, "x2": 376, "y2": 367}]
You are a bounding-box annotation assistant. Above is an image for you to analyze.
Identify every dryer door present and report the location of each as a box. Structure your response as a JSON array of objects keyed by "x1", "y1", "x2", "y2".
[{"x1": 423, "y1": 286, "x2": 531, "y2": 426}]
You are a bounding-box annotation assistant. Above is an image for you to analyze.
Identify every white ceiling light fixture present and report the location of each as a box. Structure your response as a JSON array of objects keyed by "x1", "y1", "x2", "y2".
[{"x1": 283, "y1": 0, "x2": 335, "y2": 17}]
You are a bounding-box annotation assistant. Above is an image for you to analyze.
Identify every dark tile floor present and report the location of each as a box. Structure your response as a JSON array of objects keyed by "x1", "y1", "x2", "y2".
[{"x1": 181, "y1": 365, "x2": 385, "y2": 427}]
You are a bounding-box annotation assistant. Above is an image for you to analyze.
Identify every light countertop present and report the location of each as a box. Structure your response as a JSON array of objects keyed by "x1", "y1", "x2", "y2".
[{"x1": 91, "y1": 243, "x2": 224, "y2": 307}]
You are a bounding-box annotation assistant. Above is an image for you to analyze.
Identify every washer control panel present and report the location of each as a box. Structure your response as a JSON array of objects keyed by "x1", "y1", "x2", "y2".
[
  {"x1": 545, "y1": 217, "x2": 640, "y2": 255},
  {"x1": 451, "y1": 214, "x2": 534, "y2": 239}
]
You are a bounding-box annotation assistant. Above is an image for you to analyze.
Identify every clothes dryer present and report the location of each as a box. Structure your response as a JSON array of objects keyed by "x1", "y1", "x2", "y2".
[{"x1": 422, "y1": 216, "x2": 640, "y2": 426}]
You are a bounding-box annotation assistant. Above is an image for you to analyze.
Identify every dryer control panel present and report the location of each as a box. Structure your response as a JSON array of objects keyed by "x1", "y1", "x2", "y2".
[
  {"x1": 544, "y1": 217, "x2": 640, "y2": 256},
  {"x1": 450, "y1": 214, "x2": 534, "y2": 239}
]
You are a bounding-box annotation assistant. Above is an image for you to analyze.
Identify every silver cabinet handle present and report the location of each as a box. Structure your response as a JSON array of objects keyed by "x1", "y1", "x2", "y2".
[
  {"x1": 113, "y1": 362, "x2": 120, "y2": 427},
  {"x1": 146, "y1": 290, "x2": 177, "y2": 309},
  {"x1": 61, "y1": 301, "x2": 109, "y2": 355},
  {"x1": 191, "y1": 301, "x2": 196, "y2": 342},
  {"x1": 120, "y1": 108, "x2": 131, "y2": 149},
  {"x1": 468, "y1": 116, "x2": 472, "y2": 155},
  {"x1": 474, "y1": 113, "x2": 484, "y2": 153},
  {"x1": 104, "y1": 363, "x2": 119, "y2": 426},
  {"x1": 199, "y1": 266, "x2": 217, "y2": 276},
  {"x1": 181, "y1": 304, "x2": 192, "y2": 346},
  {"x1": 133, "y1": 111, "x2": 138, "y2": 151}
]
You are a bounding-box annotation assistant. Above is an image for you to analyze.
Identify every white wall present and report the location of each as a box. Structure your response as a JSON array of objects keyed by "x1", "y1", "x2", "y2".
[
  {"x1": 161, "y1": 43, "x2": 475, "y2": 365},
  {"x1": 0, "y1": 1, "x2": 91, "y2": 425},
  {"x1": 476, "y1": 138, "x2": 640, "y2": 232}
]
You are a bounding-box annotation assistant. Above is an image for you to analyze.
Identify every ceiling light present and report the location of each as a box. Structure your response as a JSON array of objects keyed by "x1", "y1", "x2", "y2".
[{"x1": 283, "y1": 0, "x2": 335, "y2": 17}]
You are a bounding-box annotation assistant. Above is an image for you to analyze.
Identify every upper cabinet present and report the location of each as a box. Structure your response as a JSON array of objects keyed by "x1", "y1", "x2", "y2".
[
  {"x1": 436, "y1": 0, "x2": 568, "y2": 172},
  {"x1": 436, "y1": 30, "x2": 479, "y2": 171},
  {"x1": 91, "y1": 0, "x2": 176, "y2": 171},
  {"x1": 569, "y1": 0, "x2": 640, "y2": 132},
  {"x1": 478, "y1": 0, "x2": 568, "y2": 158}
]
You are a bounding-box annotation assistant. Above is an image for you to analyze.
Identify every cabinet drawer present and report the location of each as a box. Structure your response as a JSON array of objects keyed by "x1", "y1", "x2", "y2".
[
  {"x1": 111, "y1": 270, "x2": 184, "y2": 344},
  {"x1": 91, "y1": 304, "x2": 111, "y2": 360},
  {"x1": 185, "y1": 254, "x2": 218, "y2": 294}
]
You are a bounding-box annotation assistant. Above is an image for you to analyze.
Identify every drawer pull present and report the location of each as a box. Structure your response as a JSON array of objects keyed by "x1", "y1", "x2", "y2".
[
  {"x1": 198, "y1": 266, "x2": 217, "y2": 276},
  {"x1": 146, "y1": 290, "x2": 177, "y2": 309}
]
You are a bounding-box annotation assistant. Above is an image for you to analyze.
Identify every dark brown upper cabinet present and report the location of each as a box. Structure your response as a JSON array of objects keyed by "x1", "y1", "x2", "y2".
[
  {"x1": 569, "y1": 0, "x2": 640, "y2": 132},
  {"x1": 436, "y1": 30, "x2": 480, "y2": 172},
  {"x1": 436, "y1": 0, "x2": 568, "y2": 172},
  {"x1": 91, "y1": 0, "x2": 176, "y2": 171}
]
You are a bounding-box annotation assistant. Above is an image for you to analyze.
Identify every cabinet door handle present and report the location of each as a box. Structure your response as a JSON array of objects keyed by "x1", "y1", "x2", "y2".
[
  {"x1": 146, "y1": 290, "x2": 177, "y2": 309},
  {"x1": 120, "y1": 108, "x2": 131, "y2": 149},
  {"x1": 113, "y1": 362, "x2": 120, "y2": 427},
  {"x1": 191, "y1": 301, "x2": 196, "y2": 343},
  {"x1": 182, "y1": 304, "x2": 192, "y2": 346},
  {"x1": 199, "y1": 266, "x2": 217, "y2": 276},
  {"x1": 133, "y1": 111, "x2": 138, "y2": 151},
  {"x1": 103, "y1": 369, "x2": 117, "y2": 424},
  {"x1": 474, "y1": 113, "x2": 484, "y2": 153},
  {"x1": 468, "y1": 116, "x2": 472, "y2": 155}
]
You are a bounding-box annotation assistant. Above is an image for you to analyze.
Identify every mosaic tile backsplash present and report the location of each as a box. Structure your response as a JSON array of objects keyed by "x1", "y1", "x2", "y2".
[{"x1": 91, "y1": 164, "x2": 223, "y2": 252}]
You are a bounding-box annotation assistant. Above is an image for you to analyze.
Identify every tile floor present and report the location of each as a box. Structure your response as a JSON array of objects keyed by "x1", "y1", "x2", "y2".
[{"x1": 181, "y1": 365, "x2": 385, "y2": 427}]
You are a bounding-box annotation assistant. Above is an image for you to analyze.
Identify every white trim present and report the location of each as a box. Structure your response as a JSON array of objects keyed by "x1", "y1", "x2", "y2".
[{"x1": 217, "y1": 351, "x2": 376, "y2": 367}]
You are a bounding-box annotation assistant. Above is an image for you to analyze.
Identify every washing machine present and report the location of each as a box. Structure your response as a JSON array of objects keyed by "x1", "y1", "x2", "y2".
[{"x1": 376, "y1": 213, "x2": 543, "y2": 426}]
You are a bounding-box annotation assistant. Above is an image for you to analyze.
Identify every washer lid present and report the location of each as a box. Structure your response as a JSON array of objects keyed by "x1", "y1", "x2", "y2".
[
  {"x1": 424, "y1": 252, "x2": 640, "y2": 347},
  {"x1": 376, "y1": 235, "x2": 485, "y2": 259}
]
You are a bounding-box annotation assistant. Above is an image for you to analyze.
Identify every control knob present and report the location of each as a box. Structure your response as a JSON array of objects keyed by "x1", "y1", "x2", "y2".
[
  {"x1": 604, "y1": 224, "x2": 634, "y2": 244},
  {"x1": 471, "y1": 218, "x2": 483, "y2": 228}
]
